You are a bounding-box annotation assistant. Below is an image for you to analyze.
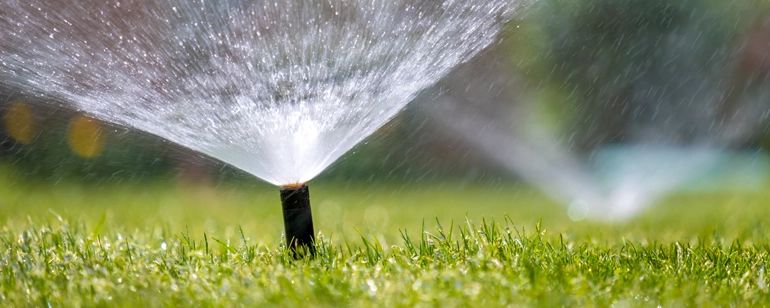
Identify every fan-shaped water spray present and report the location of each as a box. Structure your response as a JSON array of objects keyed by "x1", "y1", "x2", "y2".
[
  {"x1": 0, "y1": 0, "x2": 514, "y2": 186},
  {"x1": 0, "y1": 0, "x2": 516, "y2": 256}
]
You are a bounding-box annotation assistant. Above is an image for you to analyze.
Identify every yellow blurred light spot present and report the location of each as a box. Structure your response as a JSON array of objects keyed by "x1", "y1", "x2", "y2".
[
  {"x1": 67, "y1": 115, "x2": 105, "y2": 158},
  {"x1": 3, "y1": 101, "x2": 37, "y2": 144}
]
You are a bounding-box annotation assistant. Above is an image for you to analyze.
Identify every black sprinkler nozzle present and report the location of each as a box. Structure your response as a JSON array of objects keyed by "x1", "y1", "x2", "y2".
[{"x1": 280, "y1": 184, "x2": 315, "y2": 257}]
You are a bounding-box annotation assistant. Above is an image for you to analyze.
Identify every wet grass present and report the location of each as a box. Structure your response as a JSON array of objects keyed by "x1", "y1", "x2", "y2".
[{"x1": 2, "y1": 171, "x2": 770, "y2": 306}]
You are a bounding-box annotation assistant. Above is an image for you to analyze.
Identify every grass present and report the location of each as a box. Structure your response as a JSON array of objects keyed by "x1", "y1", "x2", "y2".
[{"x1": 2, "y1": 169, "x2": 770, "y2": 306}]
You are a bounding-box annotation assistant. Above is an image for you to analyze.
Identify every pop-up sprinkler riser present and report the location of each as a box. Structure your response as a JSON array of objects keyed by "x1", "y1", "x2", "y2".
[{"x1": 279, "y1": 184, "x2": 315, "y2": 257}]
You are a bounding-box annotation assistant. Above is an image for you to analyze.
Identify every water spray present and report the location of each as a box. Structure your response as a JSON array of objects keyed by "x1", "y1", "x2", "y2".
[
  {"x1": 279, "y1": 184, "x2": 315, "y2": 257},
  {"x1": 0, "y1": 0, "x2": 515, "y2": 252}
]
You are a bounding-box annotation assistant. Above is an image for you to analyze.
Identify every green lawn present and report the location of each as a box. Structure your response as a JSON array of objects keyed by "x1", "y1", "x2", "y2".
[{"x1": 2, "y1": 167, "x2": 770, "y2": 306}]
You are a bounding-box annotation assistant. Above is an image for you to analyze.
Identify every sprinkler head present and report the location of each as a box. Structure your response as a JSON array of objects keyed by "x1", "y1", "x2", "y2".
[{"x1": 279, "y1": 184, "x2": 315, "y2": 258}]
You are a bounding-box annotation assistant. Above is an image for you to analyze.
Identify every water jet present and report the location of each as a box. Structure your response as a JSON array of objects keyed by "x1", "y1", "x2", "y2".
[
  {"x1": 0, "y1": 0, "x2": 516, "y2": 246},
  {"x1": 417, "y1": 0, "x2": 770, "y2": 220}
]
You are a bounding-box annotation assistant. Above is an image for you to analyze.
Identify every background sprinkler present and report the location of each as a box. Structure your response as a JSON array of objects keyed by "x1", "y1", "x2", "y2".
[{"x1": 279, "y1": 184, "x2": 315, "y2": 257}]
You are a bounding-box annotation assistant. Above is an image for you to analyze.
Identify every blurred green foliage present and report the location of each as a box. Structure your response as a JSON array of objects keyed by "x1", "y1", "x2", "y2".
[
  {"x1": 0, "y1": 102, "x2": 173, "y2": 183},
  {"x1": 508, "y1": 0, "x2": 770, "y2": 150}
]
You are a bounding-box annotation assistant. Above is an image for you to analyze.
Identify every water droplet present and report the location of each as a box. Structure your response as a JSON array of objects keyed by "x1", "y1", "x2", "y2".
[{"x1": 567, "y1": 199, "x2": 589, "y2": 221}]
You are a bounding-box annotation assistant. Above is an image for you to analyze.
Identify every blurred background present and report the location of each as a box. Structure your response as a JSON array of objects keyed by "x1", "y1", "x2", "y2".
[{"x1": 3, "y1": 0, "x2": 770, "y2": 243}]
